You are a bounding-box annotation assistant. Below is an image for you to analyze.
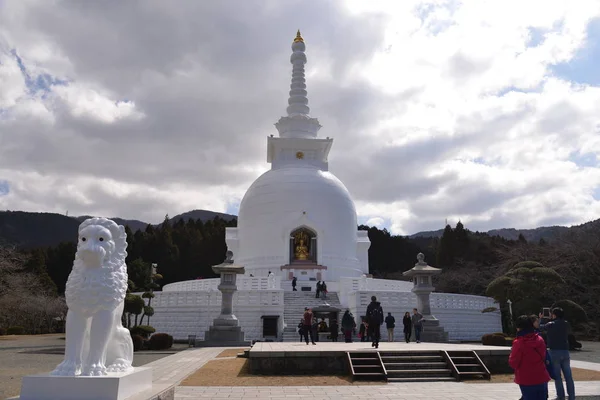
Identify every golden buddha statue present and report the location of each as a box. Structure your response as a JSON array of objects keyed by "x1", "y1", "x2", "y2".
[{"x1": 294, "y1": 232, "x2": 310, "y2": 261}]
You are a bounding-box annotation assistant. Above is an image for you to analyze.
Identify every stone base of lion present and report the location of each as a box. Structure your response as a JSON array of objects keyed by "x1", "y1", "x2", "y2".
[{"x1": 51, "y1": 217, "x2": 134, "y2": 377}]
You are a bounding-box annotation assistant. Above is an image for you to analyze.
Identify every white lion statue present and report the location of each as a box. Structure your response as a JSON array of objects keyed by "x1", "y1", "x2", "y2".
[{"x1": 51, "y1": 217, "x2": 133, "y2": 376}]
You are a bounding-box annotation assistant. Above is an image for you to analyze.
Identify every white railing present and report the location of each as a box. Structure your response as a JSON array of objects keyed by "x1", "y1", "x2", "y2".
[
  {"x1": 365, "y1": 278, "x2": 413, "y2": 292},
  {"x1": 430, "y1": 293, "x2": 496, "y2": 311},
  {"x1": 144, "y1": 289, "x2": 284, "y2": 308},
  {"x1": 162, "y1": 276, "x2": 281, "y2": 292}
]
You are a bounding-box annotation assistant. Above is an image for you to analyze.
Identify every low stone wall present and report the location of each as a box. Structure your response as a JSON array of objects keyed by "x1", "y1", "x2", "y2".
[
  {"x1": 249, "y1": 351, "x2": 348, "y2": 375},
  {"x1": 248, "y1": 349, "x2": 511, "y2": 375}
]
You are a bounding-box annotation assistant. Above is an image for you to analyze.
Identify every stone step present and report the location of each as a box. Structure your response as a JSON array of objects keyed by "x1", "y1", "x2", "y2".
[
  {"x1": 384, "y1": 362, "x2": 447, "y2": 369},
  {"x1": 386, "y1": 369, "x2": 452, "y2": 376},
  {"x1": 388, "y1": 376, "x2": 456, "y2": 383}
]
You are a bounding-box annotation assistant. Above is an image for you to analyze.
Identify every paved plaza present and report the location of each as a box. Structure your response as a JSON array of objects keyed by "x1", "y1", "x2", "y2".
[
  {"x1": 176, "y1": 382, "x2": 600, "y2": 399},
  {"x1": 2, "y1": 335, "x2": 600, "y2": 399},
  {"x1": 250, "y1": 341, "x2": 509, "y2": 353}
]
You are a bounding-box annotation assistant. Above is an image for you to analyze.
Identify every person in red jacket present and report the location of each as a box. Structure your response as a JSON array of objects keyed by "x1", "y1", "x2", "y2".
[{"x1": 509, "y1": 315, "x2": 551, "y2": 400}]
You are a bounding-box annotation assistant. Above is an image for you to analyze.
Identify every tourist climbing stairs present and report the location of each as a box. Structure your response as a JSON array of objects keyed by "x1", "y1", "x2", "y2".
[
  {"x1": 282, "y1": 291, "x2": 342, "y2": 342},
  {"x1": 443, "y1": 350, "x2": 491, "y2": 381},
  {"x1": 347, "y1": 352, "x2": 386, "y2": 380}
]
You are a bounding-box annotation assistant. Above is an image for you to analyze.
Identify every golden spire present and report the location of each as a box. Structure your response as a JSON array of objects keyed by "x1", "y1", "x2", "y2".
[{"x1": 293, "y1": 29, "x2": 304, "y2": 43}]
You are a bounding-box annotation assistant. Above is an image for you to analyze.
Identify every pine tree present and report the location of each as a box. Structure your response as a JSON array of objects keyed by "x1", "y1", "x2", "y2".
[
  {"x1": 436, "y1": 224, "x2": 455, "y2": 267},
  {"x1": 454, "y1": 221, "x2": 469, "y2": 258}
]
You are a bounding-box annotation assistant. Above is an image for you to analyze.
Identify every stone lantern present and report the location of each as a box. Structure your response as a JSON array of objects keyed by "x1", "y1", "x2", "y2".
[
  {"x1": 402, "y1": 253, "x2": 449, "y2": 342},
  {"x1": 204, "y1": 251, "x2": 249, "y2": 346}
]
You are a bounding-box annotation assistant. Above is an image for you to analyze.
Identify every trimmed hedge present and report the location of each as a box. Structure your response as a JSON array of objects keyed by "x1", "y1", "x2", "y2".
[
  {"x1": 7, "y1": 326, "x2": 25, "y2": 335},
  {"x1": 149, "y1": 333, "x2": 173, "y2": 350},
  {"x1": 0, "y1": 327, "x2": 6, "y2": 336},
  {"x1": 482, "y1": 333, "x2": 513, "y2": 346},
  {"x1": 132, "y1": 334, "x2": 145, "y2": 352},
  {"x1": 130, "y1": 325, "x2": 156, "y2": 339}
]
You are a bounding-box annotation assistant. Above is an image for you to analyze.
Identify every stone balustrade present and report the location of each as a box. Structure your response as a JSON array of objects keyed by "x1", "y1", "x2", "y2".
[{"x1": 162, "y1": 276, "x2": 281, "y2": 292}]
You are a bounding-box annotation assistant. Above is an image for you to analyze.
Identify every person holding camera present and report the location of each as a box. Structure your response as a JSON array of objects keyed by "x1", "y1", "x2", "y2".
[{"x1": 539, "y1": 307, "x2": 575, "y2": 400}]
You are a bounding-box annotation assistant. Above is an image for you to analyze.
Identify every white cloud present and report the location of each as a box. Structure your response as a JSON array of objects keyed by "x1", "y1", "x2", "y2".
[{"x1": 0, "y1": 0, "x2": 600, "y2": 235}]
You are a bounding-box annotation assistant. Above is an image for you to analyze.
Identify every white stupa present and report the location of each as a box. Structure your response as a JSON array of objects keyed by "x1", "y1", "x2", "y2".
[
  {"x1": 144, "y1": 32, "x2": 502, "y2": 343},
  {"x1": 226, "y1": 30, "x2": 370, "y2": 282}
]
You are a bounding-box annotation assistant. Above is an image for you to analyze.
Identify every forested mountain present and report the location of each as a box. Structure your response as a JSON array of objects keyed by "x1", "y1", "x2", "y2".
[
  {"x1": 411, "y1": 224, "x2": 575, "y2": 242},
  {"x1": 0, "y1": 209, "x2": 236, "y2": 248},
  {"x1": 1, "y1": 210, "x2": 599, "y2": 337}
]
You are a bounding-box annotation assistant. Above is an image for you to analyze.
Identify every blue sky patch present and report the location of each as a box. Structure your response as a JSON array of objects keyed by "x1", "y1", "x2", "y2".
[
  {"x1": 226, "y1": 201, "x2": 240, "y2": 216},
  {"x1": 569, "y1": 151, "x2": 598, "y2": 168},
  {"x1": 551, "y1": 17, "x2": 600, "y2": 85},
  {"x1": 11, "y1": 49, "x2": 69, "y2": 97},
  {"x1": 526, "y1": 27, "x2": 547, "y2": 47},
  {"x1": 0, "y1": 180, "x2": 9, "y2": 196}
]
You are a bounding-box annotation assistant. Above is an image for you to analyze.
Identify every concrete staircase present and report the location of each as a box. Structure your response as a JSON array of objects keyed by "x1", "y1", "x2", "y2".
[
  {"x1": 380, "y1": 350, "x2": 454, "y2": 383},
  {"x1": 347, "y1": 350, "x2": 491, "y2": 383},
  {"x1": 282, "y1": 291, "x2": 342, "y2": 342}
]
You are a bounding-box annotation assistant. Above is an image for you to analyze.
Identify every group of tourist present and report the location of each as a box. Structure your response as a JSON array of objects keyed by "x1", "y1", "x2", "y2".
[
  {"x1": 361, "y1": 296, "x2": 425, "y2": 348},
  {"x1": 299, "y1": 296, "x2": 427, "y2": 347},
  {"x1": 509, "y1": 307, "x2": 575, "y2": 400}
]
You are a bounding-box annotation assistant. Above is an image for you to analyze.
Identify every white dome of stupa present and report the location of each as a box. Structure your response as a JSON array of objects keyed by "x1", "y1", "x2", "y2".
[{"x1": 236, "y1": 165, "x2": 362, "y2": 278}]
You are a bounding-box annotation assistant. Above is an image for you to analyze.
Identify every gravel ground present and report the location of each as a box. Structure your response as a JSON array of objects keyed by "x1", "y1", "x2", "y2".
[{"x1": 0, "y1": 334, "x2": 188, "y2": 400}]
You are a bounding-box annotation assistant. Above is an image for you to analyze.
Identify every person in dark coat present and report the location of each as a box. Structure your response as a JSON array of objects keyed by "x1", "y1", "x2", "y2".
[
  {"x1": 385, "y1": 312, "x2": 396, "y2": 342},
  {"x1": 539, "y1": 307, "x2": 575, "y2": 400},
  {"x1": 330, "y1": 320, "x2": 339, "y2": 342},
  {"x1": 311, "y1": 317, "x2": 319, "y2": 342},
  {"x1": 359, "y1": 320, "x2": 367, "y2": 342},
  {"x1": 365, "y1": 296, "x2": 384, "y2": 349},
  {"x1": 302, "y1": 308, "x2": 316, "y2": 345},
  {"x1": 292, "y1": 276, "x2": 297, "y2": 291},
  {"x1": 315, "y1": 281, "x2": 321, "y2": 298},
  {"x1": 341, "y1": 310, "x2": 356, "y2": 343},
  {"x1": 403, "y1": 312, "x2": 412, "y2": 343},
  {"x1": 297, "y1": 319, "x2": 304, "y2": 342}
]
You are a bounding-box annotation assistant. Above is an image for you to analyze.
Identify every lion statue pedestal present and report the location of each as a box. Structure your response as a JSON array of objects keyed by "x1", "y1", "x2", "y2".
[{"x1": 18, "y1": 218, "x2": 152, "y2": 400}]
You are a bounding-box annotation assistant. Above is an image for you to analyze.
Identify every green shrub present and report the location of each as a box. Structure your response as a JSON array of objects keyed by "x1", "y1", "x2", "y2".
[
  {"x1": 0, "y1": 327, "x2": 6, "y2": 335},
  {"x1": 7, "y1": 326, "x2": 25, "y2": 335},
  {"x1": 130, "y1": 325, "x2": 155, "y2": 338},
  {"x1": 132, "y1": 335, "x2": 144, "y2": 352},
  {"x1": 482, "y1": 333, "x2": 511, "y2": 346},
  {"x1": 149, "y1": 333, "x2": 173, "y2": 350}
]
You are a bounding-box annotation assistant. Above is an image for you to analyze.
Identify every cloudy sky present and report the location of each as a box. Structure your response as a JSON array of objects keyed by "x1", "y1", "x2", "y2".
[{"x1": 1, "y1": 0, "x2": 600, "y2": 235}]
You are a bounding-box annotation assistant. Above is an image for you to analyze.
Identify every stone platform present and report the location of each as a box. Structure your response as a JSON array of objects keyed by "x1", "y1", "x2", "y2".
[
  {"x1": 16, "y1": 367, "x2": 152, "y2": 400},
  {"x1": 248, "y1": 342, "x2": 511, "y2": 375}
]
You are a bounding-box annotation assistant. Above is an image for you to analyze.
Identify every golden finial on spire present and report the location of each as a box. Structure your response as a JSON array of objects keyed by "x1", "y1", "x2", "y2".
[{"x1": 293, "y1": 29, "x2": 304, "y2": 43}]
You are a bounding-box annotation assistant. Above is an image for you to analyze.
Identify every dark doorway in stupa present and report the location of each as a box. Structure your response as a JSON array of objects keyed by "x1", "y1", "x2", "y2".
[{"x1": 289, "y1": 227, "x2": 317, "y2": 264}]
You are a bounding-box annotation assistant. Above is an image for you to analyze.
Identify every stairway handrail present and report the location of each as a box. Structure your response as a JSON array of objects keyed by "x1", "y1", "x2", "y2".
[
  {"x1": 441, "y1": 350, "x2": 460, "y2": 381},
  {"x1": 471, "y1": 351, "x2": 491, "y2": 380},
  {"x1": 376, "y1": 352, "x2": 388, "y2": 378}
]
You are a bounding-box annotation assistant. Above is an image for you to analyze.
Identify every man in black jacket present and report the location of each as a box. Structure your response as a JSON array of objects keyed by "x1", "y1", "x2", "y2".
[
  {"x1": 539, "y1": 307, "x2": 575, "y2": 400},
  {"x1": 366, "y1": 296, "x2": 384, "y2": 349},
  {"x1": 385, "y1": 312, "x2": 396, "y2": 342}
]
